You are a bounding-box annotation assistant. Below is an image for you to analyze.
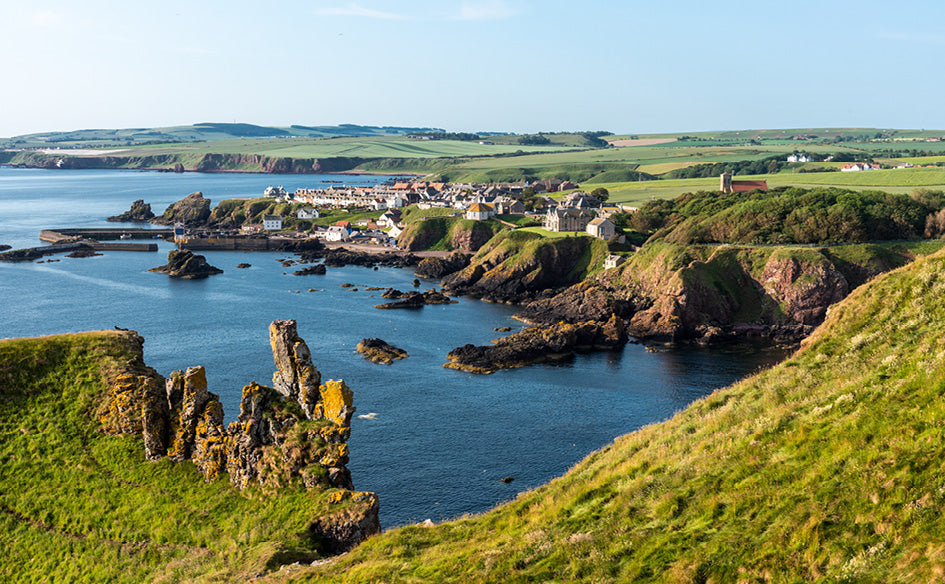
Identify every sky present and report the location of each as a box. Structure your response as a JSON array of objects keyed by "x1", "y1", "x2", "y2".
[{"x1": 3, "y1": 0, "x2": 945, "y2": 137}]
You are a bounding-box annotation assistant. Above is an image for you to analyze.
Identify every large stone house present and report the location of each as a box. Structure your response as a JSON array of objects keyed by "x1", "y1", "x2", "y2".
[
  {"x1": 263, "y1": 215, "x2": 283, "y2": 230},
  {"x1": 544, "y1": 208, "x2": 595, "y2": 232}
]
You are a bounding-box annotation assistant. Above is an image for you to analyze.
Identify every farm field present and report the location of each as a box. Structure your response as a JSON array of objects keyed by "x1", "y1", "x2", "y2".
[{"x1": 106, "y1": 136, "x2": 576, "y2": 159}]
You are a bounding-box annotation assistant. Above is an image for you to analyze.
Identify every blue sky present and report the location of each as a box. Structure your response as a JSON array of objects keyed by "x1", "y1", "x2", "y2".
[{"x1": 2, "y1": 0, "x2": 945, "y2": 136}]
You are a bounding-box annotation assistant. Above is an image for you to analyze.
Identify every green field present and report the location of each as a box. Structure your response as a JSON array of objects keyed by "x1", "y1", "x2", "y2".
[{"x1": 105, "y1": 136, "x2": 576, "y2": 159}]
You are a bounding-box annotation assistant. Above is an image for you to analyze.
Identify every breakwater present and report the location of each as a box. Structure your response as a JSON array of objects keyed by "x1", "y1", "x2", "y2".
[{"x1": 40, "y1": 227, "x2": 173, "y2": 243}]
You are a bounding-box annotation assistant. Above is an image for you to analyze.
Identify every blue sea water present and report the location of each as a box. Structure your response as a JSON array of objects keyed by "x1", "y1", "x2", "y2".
[{"x1": 0, "y1": 167, "x2": 786, "y2": 527}]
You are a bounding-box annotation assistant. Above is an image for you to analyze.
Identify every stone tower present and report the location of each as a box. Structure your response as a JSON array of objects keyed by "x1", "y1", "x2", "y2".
[{"x1": 720, "y1": 172, "x2": 733, "y2": 193}]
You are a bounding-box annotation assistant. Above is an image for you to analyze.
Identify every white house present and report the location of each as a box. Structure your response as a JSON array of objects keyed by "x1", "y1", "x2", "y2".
[
  {"x1": 325, "y1": 225, "x2": 350, "y2": 242},
  {"x1": 787, "y1": 154, "x2": 812, "y2": 163},
  {"x1": 263, "y1": 214, "x2": 283, "y2": 230},
  {"x1": 377, "y1": 210, "x2": 402, "y2": 228},
  {"x1": 389, "y1": 224, "x2": 404, "y2": 239},
  {"x1": 296, "y1": 208, "x2": 319, "y2": 219},
  {"x1": 465, "y1": 202, "x2": 495, "y2": 221},
  {"x1": 586, "y1": 217, "x2": 616, "y2": 240},
  {"x1": 604, "y1": 254, "x2": 626, "y2": 269},
  {"x1": 264, "y1": 185, "x2": 287, "y2": 198}
]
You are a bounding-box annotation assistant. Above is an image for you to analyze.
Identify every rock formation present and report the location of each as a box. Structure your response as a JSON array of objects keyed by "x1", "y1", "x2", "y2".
[
  {"x1": 96, "y1": 322, "x2": 377, "y2": 553},
  {"x1": 149, "y1": 249, "x2": 223, "y2": 278},
  {"x1": 107, "y1": 199, "x2": 155, "y2": 222},
  {"x1": 445, "y1": 315, "x2": 628, "y2": 374},
  {"x1": 155, "y1": 192, "x2": 211, "y2": 226},
  {"x1": 374, "y1": 288, "x2": 456, "y2": 309},
  {"x1": 415, "y1": 252, "x2": 470, "y2": 278},
  {"x1": 441, "y1": 232, "x2": 605, "y2": 303},
  {"x1": 356, "y1": 338, "x2": 408, "y2": 364}
]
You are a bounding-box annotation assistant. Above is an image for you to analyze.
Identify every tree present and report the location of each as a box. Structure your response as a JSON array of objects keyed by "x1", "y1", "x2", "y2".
[{"x1": 591, "y1": 187, "x2": 610, "y2": 203}]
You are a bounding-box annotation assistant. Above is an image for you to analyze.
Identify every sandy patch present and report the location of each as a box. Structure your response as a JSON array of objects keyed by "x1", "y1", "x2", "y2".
[{"x1": 607, "y1": 138, "x2": 678, "y2": 147}]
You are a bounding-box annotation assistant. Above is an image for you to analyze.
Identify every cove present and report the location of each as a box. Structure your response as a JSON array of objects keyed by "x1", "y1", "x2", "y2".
[{"x1": 0, "y1": 167, "x2": 786, "y2": 526}]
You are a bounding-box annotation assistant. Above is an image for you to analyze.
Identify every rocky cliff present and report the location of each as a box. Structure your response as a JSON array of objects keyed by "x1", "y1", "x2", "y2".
[
  {"x1": 515, "y1": 242, "x2": 925, "y2": 344},
  {"x1": 97, "y1": 320, "x2": 379, "y2": 552},
  {"x1": 441, "y1": 230, "x2": 609, "y2": 303}
]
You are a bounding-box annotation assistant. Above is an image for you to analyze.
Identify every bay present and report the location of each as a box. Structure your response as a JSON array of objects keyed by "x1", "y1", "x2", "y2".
[{"x1": 0, "y1": 167, "x2": 786, "y2": 527}]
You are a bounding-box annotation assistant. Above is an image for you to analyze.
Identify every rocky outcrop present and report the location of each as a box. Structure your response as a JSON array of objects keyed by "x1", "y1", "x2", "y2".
[
  {"x1": 155, "y1": 192, "x2": 211, "y2": 226},
  {"x1": 149, "y1": 250, "x2": 223, "y2": 278},
  {"x1": 96, "y1": 322, "x2": 378, "y2": 553},
  {"x1": 415, "y1": 252, "x2": 470, "y2": 278},
  {"x1": 356, "y1": 338, "x2": 408, "y2": 364},
  {"x1": 269, "y1": 319, "x2": 322, "y2": 419},
  {"x1": 441, "y1": 231, "x2": 607, "y2": 303},
  {"x1": 294, "y1": 264, "x2": 327, "y2": 276},
  {"x1": 445, "y1": 315, "x2": 628, "y2": 374},
  {"x1": 297, "y1": 247, "x2": 418, "y2": 269},
  {"x1": 374, "y1": 288, "x2": 457, "y2": 309},
  {"x1": 107, "y1": 199, "x2": 155, "y2": 222},
  {"x1": 397, "y1": 218, "x2": 503, "y2": 253}
]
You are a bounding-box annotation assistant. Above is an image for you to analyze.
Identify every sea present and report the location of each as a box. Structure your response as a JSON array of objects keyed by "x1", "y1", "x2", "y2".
[{"x1": 0, "y1": 166, "x2": 787, "y2": 527}]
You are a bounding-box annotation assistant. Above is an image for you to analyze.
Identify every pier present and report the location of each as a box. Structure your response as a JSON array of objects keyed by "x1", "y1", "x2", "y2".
[{"x1": 40, "y1": 227, "x2": 173, "y2": 243}]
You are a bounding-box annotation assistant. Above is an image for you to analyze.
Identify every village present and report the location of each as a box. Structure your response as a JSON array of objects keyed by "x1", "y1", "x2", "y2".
[{"x1": 247, "y1": 179, "x2": 638, "y2": 246}]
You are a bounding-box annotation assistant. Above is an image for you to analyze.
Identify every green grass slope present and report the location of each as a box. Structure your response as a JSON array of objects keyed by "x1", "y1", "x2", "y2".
[
  {"x1": 0, "y1": 332, "x2": 348, "y2": 583},
  {"x1": 287, "y1": 247, "x2": 945, "y2": 583}
]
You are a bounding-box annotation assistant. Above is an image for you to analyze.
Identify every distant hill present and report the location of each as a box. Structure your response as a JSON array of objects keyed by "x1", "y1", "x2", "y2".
[{"x1": 1, "y1": 123, "x2": 446, "y2": 148}]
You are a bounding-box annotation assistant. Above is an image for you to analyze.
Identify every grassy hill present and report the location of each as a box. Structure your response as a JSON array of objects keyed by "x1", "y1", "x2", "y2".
[{"x1": 273, "y1": 236, "x2": 945, "y2": 583}]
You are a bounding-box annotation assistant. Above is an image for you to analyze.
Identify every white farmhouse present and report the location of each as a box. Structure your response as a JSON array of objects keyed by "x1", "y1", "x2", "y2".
[
  {"x1": 296, "y1": 208, "x2": 319, "y2": 219},
  {"x1": 263, "y1": 214, "x2": 283, "y2": 230},
  {"x1": 325, "y1": 225, "x2": 350, "y2": 242}
]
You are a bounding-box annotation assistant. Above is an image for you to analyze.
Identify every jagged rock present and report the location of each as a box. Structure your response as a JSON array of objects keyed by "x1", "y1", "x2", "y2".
[
  {"x1": 294, "y1": 264, "x2": 326, "y2": 276},
  {"x1": 155, "y1": 192, "x2": 211, "y2": 226},
  {"x1": 236, "y1": 263, "x2": 251, "y2": 269},
  {"x1": 0, "y1": 244, "x2": 10, "y2": 252},
  {"x1": 107, "y1": 199, "x2": 155, "y2": 222},
  {"x1": 141, "y1": 378, "x2": 169, "y2": 461},
  {"x1": 445, "y1": 315, "x2": 628, "y2": 374},
  {"x1": 297, "y1": 247, "x2": 418, "y2": 269},
  {"x1": 311, "y1": 492, "x2": 381, "y2": 554},
  {"x1": 356, "y1": 338, "x2": 408, "y2": 365},
  {"x1": 415, "y1": 252, "x2": 470, "y2": 278},
  {"x1": 192, "y1": 397, "x2": 227, "y2": 480},
  {"x1": 149, "y1": 249, "x2": 223, "y2": 279},
  {"x1": 270, "y1": 319, "x2": 322, "y2": 419},
  {"x1": 374, "y1": 289, "x2": 457, "y2": 309},
  {"x1": 166, "y1": 366, "x2": 211, "y2": 462}
]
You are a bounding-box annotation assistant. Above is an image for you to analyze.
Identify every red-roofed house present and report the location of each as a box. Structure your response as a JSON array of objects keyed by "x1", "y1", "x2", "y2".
[{"x1": 720, "y1": 173, "x2": 768, "y2": 193}]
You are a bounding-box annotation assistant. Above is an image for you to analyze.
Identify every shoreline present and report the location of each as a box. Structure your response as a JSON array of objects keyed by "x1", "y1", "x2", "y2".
[{"x1": 0, "y1": 162, "x2": 424, "y2": 177}]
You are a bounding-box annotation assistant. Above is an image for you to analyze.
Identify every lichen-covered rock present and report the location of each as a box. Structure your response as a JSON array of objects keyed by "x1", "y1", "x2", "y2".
[
  {"x1": 356, "y1": 338, "x2": 408, "y2": 364},
  {"x1": 192, "y1": 396, "x2": 227, "y2": 480},
  {"x1": 316, "y1": 379, "x2": 355, "y2": 429},
  {"x1": 270, "y1": 319, "x2": 322, "y2": 418},
  {"x1": 107, "y1": 199, "x2": 155, "y2": 222},
  {"x1": 166, "y1": 366, "x2": 210, "y2": 462},
  {"x1": 141, "y1": 378, "x2": 169, "y2": 460},
  {"x1": 148, "y1": 250, "x2": 223, "y2": 279},
  {"x1": 310, "y1": 491, "x2": 381, "y2": 554}
]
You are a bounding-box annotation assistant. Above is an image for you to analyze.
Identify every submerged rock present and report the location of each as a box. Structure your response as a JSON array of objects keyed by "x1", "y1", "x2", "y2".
[
  {"x1": 149, "y1": 249, "x2": 223, "y2": 279},
  {"x1": 356, "y1": 338, "x2": 408, "y2": 365}
]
